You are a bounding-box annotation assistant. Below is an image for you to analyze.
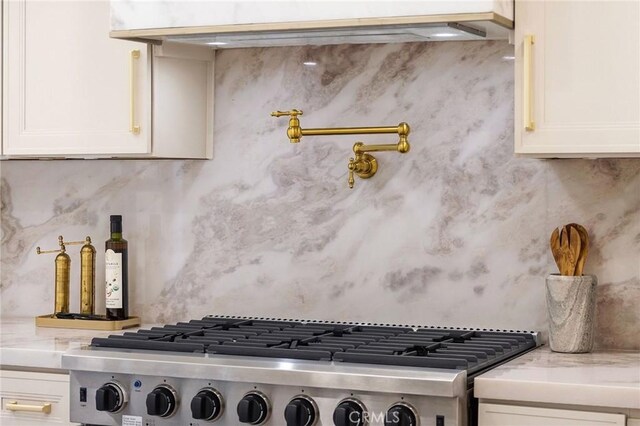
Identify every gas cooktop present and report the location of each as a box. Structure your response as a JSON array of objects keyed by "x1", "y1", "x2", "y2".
[
  {"x1": 91, "y1": 316, "x2": 536, "y2": 375},
  {"x1": 64, "y1": 316, "x2": 539, "y2": 426}
]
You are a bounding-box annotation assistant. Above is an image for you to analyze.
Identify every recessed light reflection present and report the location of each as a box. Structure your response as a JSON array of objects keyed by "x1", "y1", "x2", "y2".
[
  {"x1": 207, "y1": 41, "x2": 228, "y2": 46},
  {"x1": 303, "y1": 61, "x2": 317, "y2": 66},
  {"x1": 502, "y1": 55, "x2": 515, "y2": 61},
  {"x1": 432, "y1": 33, "x2": 459, "y2": 38}
]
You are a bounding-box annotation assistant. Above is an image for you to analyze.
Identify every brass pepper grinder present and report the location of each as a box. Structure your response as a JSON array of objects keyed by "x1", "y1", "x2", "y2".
[
  {"x1": 36, "y1": 236, "x2": 70, "y2": 315},
  {"x1": 65, "y1": 236, "x2": 96, "y2": 315}
]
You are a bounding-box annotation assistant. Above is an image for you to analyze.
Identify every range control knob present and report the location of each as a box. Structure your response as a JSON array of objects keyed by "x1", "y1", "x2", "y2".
[
  {"x1": 333, "y1": 399, "x2": 366, "y2": 426},
  {"x1": 95, "y1": 382, "x2": 126, "y2": 413},
  {"x1": 384, "y1": 403, "x2": 418, "y2": 426},
  {"x1": 146, "y1": 385, "x2": 178, "y2": 417},
  {"x1": 191, "y1": 388, "x2": 224, "y2": 421},
  {"x1": 285, "y1": 396, "x2": 317, "y2": 426},
  {"x1": 237, "y1": 392, "x2": 270, "y2": 425}
]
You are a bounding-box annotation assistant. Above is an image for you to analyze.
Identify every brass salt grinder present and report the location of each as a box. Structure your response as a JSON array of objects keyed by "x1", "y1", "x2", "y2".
[{"x1": 36, "y1": 236, "x2": 96, "y2": 315}]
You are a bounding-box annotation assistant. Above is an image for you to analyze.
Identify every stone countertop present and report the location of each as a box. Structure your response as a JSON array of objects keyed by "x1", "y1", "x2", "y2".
[
  {"x1": 475, "y1": 346, "x2": 640, "y2": 410},
  {"x1": 0, "y1": 317, "x2": 146, "y2": 370}
]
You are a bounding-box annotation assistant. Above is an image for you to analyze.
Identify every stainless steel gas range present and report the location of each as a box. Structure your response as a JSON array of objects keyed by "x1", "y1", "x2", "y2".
[{"x1": 62, "y1": 316, "x2": 539, "y2": 426}]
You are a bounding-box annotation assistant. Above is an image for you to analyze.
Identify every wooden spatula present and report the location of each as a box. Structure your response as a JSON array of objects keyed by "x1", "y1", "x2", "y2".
[{"x1": 568, "y1": 223, "x2": 589, "y2": 276}]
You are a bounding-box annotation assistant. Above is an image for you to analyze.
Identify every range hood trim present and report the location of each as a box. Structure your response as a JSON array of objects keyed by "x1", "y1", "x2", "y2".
[{"x1": 109, "y1": 12, "x2": 513, "y2": 43}]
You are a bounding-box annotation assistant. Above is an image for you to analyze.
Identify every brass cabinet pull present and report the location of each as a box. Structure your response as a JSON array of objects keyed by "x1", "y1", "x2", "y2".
[
  {"x1": 129, "y1": 49, "x2": 141, "y2": 134},
  {"x1": 6, "y1": 401, "x2": 52, "y2": 414},
  {"x1": 523, "y1": 35, "x2": 535, "y2": 131}
]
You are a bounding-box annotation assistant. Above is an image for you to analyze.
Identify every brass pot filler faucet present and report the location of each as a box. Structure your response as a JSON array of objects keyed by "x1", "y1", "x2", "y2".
[{"x1": 271, "y1": 109, "x2": 410, "y2": 188}]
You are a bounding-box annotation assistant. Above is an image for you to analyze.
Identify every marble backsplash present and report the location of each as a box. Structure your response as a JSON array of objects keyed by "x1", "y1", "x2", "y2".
[{"x1": 1, "y1": 41, "x2": 638, "y2": 349}]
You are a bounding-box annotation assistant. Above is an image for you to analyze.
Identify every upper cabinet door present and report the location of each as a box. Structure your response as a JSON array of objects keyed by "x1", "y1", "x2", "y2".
[
  {"x1": 111, "y1": 0, "x2": 514, "y2": 30},
  {"x1": 0, "y1": 0, "x2": 4, "y2": 156},
  {"x1": 515, "y1": 0, "x2": 640, "y2": 157},
  {"x1": 2, "y1": 0, "x2": 150, "y2": 156}
]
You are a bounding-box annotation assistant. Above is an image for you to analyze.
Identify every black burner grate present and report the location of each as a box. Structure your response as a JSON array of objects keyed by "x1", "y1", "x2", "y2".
[{"x1": 91, "y1": 316, "x2": 536, "y2": 372}]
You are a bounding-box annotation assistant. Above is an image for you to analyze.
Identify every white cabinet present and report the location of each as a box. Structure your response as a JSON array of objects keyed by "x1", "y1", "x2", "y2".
[
  {"x1": 0, "y1": 370, "x2": 77, "y2": 425},
  {"x1": 2, "y1": 0, "x2": 213, "y2": 159},
  {"x1": 110, "y1": 0, "x2": 514, "y2": 32},
  {"x1": 0, "y1": 0, "x2": 3, "y2": 156},
  {"x1": 479, "y1": 403, "x2": 626, "y2": 426},
  {"x1": 514, "y1": 0, "x2": 640, "y2": 157}
]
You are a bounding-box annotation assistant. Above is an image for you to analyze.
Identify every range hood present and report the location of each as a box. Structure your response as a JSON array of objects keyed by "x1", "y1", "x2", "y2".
[{"x1": 110, "y1": 1, "x2": 514, "y2": 48}]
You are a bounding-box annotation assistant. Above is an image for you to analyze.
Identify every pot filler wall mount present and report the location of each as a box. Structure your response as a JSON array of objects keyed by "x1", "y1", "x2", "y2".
[{"x1": 272, "y1": 109, "x2": 410, "y2": 188}]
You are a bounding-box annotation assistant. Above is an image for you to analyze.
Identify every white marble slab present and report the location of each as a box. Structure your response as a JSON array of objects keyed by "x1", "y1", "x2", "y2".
[
  {"x1": 0, "y1": 317, "x2": 145, "y2": 370},
  {"x1": 1, "y1": 41, "x2": 638, "y2": 350},
  {"x1": 475, "y1": 346, "x2": 640, "y2": 410}
]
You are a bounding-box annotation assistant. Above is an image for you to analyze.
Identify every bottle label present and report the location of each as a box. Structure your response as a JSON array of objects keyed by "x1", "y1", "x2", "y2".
[{"x1": 105, "y1": 249, "x2": 123, "y2": 309}]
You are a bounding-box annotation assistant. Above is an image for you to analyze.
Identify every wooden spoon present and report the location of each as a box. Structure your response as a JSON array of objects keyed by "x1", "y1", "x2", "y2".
[
  {"x1": 559, "y1": 225, "x2": 582, "y2": 276},
  {"x1": 550, "y1": 227, "x2": 563, "y2": 274},
  {"x1": 568, "y1": 223, "x2": 589, "y2": 276}
]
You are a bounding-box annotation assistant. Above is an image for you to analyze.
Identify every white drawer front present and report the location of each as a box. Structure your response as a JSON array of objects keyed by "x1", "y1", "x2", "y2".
[
  {"x1": 479, "y1": 403, "x2": 626, "y2": 426},
  {"x1": 0, "y1": 370, "x2": 77, "y2": 425}
]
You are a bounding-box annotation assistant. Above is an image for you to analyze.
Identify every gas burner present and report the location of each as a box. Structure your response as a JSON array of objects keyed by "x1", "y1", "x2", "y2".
[{"x1": 91, "y1": 316, "x2": 535, "y2": 374}]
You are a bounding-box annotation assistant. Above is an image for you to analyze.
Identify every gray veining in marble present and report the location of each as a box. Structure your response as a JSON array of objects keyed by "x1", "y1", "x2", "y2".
[{"x1": 1, "y1": 41, "x2": 639, "y2": 349}]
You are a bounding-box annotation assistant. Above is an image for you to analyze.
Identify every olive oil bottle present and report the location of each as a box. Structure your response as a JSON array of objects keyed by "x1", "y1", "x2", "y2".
[{"x1": 105, "y1": 215, "x2": 128, "y2": 320}]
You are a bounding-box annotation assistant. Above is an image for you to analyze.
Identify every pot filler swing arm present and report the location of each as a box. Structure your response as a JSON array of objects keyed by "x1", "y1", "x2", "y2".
[{"x1": 271, "y1": 109, "x2": 410, "y2": 188}]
